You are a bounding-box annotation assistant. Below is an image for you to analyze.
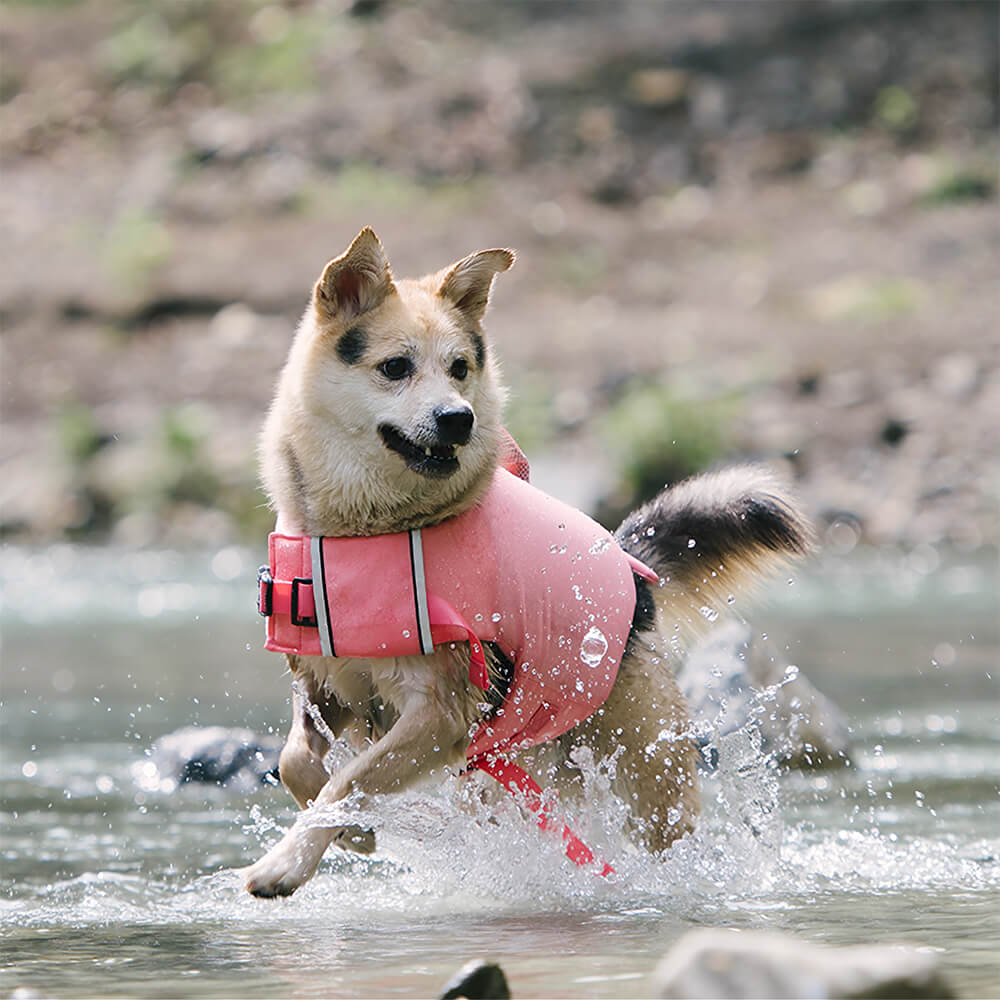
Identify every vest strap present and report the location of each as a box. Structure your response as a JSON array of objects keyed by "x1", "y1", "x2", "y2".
[{"x1": 471, "y1": 754, "x2": 615, "y2": 877}]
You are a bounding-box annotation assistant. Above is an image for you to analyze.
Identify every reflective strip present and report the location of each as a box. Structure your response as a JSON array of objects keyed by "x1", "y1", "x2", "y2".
[
  {"x1": 409, "y1": 528, "x2": 435, "y2": 655},
  {"x1": 310, "y1": 535, "x2": 334, "y2": 657}
]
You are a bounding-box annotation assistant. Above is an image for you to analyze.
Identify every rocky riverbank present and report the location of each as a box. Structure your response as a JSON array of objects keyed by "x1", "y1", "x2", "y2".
[{"x1": 2, "y1": 0, "x2": 997, "y2": 553}]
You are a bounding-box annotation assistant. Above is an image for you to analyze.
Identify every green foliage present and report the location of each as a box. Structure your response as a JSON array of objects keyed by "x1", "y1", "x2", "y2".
[
  {"x1": 550, "y1": 246, "x2": 608, "y2": 291},
  {"x1": 806, "y1": 275, "x2": 921, "y2": 324},
  {"x1": 874, "y1": 85, "x2": 919, "y2": 135},
  {"x1": 601, "y1": 380, "x2": 735, "y2": 504},
  {"x1": 503, "y1": 374, "x2": 558, "y2": 455},
  {"x1": 100, "y1": 208, "x2": 172, "y2": 293},
  {"x1": 297, "y1": 164, "x2": 491, "y2": 219},
  {"x1": 56, "y1": 402, "x2": 106, "y2": 465},
  {"x1": 212, "y1": 12, "x2": 327, "y2": 99},
  {"x1": 920, "y1": 168, "x2": 996, "y2": 206},
  {"x1": 157, "y1": 405, "x2": 218, "y2": 506}
]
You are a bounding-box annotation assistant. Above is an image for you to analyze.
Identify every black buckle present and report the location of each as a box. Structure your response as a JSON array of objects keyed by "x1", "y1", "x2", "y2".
[
  {"x1": 257, "y1": 566, "x2": 273, "y2": 616},
  {"x1": 290, "y1": 577, "x2": 317, "y2": 627}
]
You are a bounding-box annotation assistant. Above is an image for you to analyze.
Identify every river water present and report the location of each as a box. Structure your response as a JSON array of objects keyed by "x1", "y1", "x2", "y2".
[{"x1": 1, "y1": 544, "x2": 998, "y2": 998}]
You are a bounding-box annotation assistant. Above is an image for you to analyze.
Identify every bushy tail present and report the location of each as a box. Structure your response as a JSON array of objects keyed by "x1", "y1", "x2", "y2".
[{"x1": 616, "y1": 466, "x2": 813, "y2": 639}]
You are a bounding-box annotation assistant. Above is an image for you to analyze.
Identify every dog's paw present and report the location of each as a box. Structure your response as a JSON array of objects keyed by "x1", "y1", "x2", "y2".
[{"x1": 241, "y1": 825, "x2": 329, "y2": 898}]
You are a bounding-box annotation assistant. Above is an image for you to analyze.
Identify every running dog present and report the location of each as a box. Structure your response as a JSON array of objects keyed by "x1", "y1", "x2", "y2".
[{"x1": 241, "y1": 228, "x2": 810, "y2": 896}]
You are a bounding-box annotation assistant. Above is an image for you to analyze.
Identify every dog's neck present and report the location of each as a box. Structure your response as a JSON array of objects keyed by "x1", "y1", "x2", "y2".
[{"x1": 272, "y1": 442, "x2": 500, "y2": 539}]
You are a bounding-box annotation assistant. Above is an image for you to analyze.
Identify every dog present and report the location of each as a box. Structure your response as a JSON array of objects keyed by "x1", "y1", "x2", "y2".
[{"x1": 240, "y1": 227, "x2": 811, "y2": 897}]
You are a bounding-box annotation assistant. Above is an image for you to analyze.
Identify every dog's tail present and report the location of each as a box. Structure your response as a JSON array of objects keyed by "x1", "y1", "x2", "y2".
[{"x1": 616, "y1": 466, "x2": 813, "y2": 641}]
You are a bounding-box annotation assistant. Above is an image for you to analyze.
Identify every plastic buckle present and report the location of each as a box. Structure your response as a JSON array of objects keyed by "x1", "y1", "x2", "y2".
[
  {"x1": 290, "y1": 577, "x2": 317, "y2": 627},
  {"x1": 257, "y1": 566, "x2": 273, "y2": 617}
]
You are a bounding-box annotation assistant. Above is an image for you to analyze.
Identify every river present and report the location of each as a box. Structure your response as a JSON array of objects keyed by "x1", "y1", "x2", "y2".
[{"x1": 1, "y1": 544, "x2": 997, "y2": 997}]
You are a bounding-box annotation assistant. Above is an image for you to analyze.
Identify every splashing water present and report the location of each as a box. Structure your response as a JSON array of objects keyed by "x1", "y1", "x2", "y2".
[
  {"x1": 2, "y1": 548, "x2": 999, "y2": 997},
  {"x1": 579, "y1": 626, "x2": 609, "y2": 668}
]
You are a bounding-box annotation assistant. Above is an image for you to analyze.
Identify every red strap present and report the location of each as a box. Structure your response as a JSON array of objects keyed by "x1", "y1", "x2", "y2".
[
  {"x1": 426, "y1": 594, "x2": 489, "y2": 690},
  {"x1": 471, "y1": 755, "x2": 614, "y2": 877}
]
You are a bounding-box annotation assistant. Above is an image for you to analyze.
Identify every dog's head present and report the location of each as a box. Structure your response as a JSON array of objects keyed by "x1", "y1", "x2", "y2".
[{"x1": 265, "y1": 228, "x2": 514, "y2": 532}]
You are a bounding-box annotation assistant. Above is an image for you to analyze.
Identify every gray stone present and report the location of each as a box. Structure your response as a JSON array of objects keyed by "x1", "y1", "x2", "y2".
[
  {"x1": 439, "y1": 960, "x2": 511, "y2": 1000},
  {"x1": 134, "y1": 725, "x2": 281, "y2": 794},
  {"x1": 679, "y1": 621, "x2": 851, "y2": 769},
  {"x1": 654, "y1": 929, "x2": 955, "y2": 999}
]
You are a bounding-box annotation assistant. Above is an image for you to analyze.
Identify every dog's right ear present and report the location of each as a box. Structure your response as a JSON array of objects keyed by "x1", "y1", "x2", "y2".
[{"x1": 314, "y1": 227, "x2": 395, "y2": 322}]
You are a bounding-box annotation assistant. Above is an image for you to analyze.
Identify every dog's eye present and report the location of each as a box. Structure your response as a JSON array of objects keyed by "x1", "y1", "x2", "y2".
[
  {"x1": 450, "y1": 358, "x2": 469, "y2": 381},
  {"x1": 378, "y1": 357, "x2": 413, "y2": 381}
]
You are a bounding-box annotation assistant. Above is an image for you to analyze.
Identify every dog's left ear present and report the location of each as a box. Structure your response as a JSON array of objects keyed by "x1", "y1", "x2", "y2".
[{"x1": 438, "y1": 249, "x2": 515, "y2": 325}]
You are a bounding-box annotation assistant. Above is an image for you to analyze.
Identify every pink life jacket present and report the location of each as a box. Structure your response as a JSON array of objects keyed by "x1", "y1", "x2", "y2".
[{"x1": 258, "y1": 453, "x2": 657, "y2": 764}]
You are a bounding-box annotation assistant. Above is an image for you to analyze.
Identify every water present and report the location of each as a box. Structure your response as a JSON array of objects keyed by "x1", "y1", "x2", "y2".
[{"x1": 1, "y1": 545, "x2": 998, "y2": 998}]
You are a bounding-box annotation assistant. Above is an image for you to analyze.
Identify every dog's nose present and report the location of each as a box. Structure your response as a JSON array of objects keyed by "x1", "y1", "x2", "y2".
[{"x1": 433, "y1": 405, "x2": 475, "y2": 446}]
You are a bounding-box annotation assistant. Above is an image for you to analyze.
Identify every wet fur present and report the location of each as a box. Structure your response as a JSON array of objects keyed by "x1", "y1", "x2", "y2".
[{"x1": 241, "y1": 228, "x2": 811, "y2": 897}]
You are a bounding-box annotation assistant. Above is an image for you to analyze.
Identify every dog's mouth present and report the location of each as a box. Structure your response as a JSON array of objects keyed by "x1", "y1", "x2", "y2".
[{"x1": 378, "y1": 424, "x2": 461, "y2": 478}]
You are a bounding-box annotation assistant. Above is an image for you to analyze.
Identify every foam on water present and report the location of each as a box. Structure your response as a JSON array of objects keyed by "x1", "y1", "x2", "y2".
[{"x1": 11, "y1": 705, "x2": 995, "y2": 936}]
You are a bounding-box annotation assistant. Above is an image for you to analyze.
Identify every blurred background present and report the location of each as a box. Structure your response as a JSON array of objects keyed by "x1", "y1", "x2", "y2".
[
  {"x1": 2, "y1": 5, "x2": 999, "y2": 996},
  {"x1": 1, "y1": 0, "x2": 997, "y2": 553}
]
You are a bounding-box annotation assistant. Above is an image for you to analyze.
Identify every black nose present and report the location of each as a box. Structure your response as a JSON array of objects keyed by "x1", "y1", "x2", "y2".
[{"x1": 434, "y1": 405, "x2": 474, "y2": 446}]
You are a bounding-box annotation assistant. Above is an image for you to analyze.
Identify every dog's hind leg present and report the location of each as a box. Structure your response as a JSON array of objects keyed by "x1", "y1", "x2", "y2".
[
  {"x1": 574, "y1": 466, "x2": 811, "y2": 853},
  {"x1": 566, "y1": 636, "x2": 700, "y2": 853}
]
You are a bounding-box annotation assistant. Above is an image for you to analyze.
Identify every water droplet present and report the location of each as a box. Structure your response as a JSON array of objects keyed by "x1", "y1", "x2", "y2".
[
  {"x1": 580, "y1": 626, "x2": 608, "y2": 668},
  {"x1": 491, "y1": 612, "x2": 502, "y2": 623},
  {"x1": 402, "y1": 629, "x2": 411, "y2": 638},
  {"x1": 575, "y1": 679, "x2": 585, "y2": 693},
  {"x1": 646, "y1": 526, "x2": 655, "y2": 537},
  {"x1": 784, "y1": 664, "x2": 800, "y2": 681},
  {"x1": 572, "y1": 585, "x2": 583, "y2": 601},
  {"x1": 687, "y1": 538, "x2": 697, "y2": 549},
  {"x1": 699, "y1": 605, "x2": 719, "y2": 622},
  {"x1": 726, "y1": 594, "x2": 735, "y2": 605}
]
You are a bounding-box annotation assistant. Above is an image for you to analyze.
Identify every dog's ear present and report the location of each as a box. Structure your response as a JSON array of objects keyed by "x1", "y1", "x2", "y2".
[
  {"x1": 438, "y1": 248, "x2": 515, "y2": 325},
  {"x1": 315, "y1": 227, "x2": 395, "y2": 322}
]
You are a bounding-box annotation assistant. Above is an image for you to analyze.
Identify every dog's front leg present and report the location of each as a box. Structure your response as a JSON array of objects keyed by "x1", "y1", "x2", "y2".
[{"x1": 242, "y1": 698, "x2": 466, "y2": 897}]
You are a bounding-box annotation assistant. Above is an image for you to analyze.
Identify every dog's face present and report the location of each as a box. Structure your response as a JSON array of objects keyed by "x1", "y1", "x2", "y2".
[{"x1": 269, "y1": 228, "x2": 514, "y2": 531}]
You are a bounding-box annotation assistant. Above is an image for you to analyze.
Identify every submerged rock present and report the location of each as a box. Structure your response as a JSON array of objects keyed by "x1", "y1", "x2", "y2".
[
  {"x1": 653, "y1": 928, "x2": 955, "y2": 999},
  {"x1": 679, "y1": 621, "x2": 851, "y2": 769},
  {"x1": 134, "y1": 725, "x2": 281, "y2": 794},
  {"x1": 439, "y1": 959, "x2": 511, "y2": 1000}
]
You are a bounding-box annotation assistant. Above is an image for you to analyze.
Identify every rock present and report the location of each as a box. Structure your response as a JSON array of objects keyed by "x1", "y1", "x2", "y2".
[
  {"x1": 134, "y1": 725, "x2": 281, "y2": 794},
  {"x1": 679, "y1": 621, "x2": 851, "y2": 768},
  {"x1": 653, "y1": 929, "x2": 955, "y2": 999},
  {"x1": 439, "y1": 960, "x2": 511, "y2": 1000}
]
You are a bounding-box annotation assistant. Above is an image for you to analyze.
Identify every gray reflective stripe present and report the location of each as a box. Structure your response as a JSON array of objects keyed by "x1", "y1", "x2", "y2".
[
  {"x1": 310, "y1": 535, "x2": 334, "y2": 657},
  {"x1": 409, "y1": 528, "x2": 435, "y2": 655}
]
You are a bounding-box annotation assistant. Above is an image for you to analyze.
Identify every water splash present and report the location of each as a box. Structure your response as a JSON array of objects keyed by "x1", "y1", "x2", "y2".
[{"x1": 579, "y1": 627, "x2": 608, "y2": 668}]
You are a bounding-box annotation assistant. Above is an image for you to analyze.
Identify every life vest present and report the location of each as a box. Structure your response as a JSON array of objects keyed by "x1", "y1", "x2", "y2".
[
  {"x1": 259, "y1": 467, "x2": 655, "y2": 762},
  {"x1": 256, "y1": 441, "x2": 656, "y2": 873}
]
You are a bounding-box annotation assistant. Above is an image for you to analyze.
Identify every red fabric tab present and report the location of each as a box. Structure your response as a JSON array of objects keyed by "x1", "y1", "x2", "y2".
[{"x1": 471, "y1": 755, "x2": 614, "y2": 877}]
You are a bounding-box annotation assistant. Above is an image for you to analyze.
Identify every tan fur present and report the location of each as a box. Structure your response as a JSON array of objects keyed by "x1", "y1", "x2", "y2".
[{"x1": 241, "y1": 229, "x2": 806, "y2": 897}]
